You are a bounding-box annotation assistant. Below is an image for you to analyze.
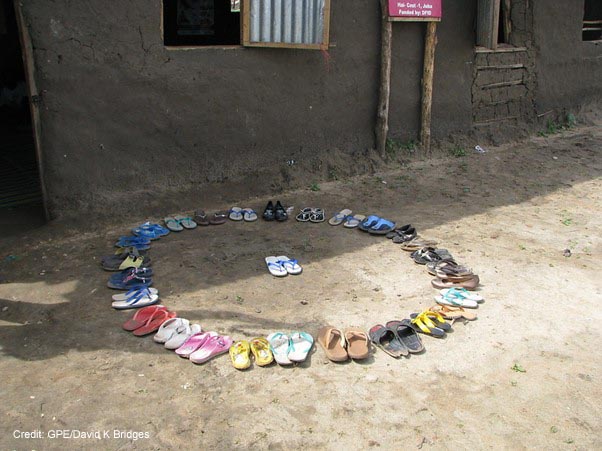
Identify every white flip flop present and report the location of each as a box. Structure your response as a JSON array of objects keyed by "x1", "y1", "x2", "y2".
[
  {"x1": 267, "y1": 332, "x2": 293, "y2": 366},
  {"x1": 265, "y1": 256, "x2": 288, "y2": 277},
  {"x1": 329, "y1": 209, "x2": 352, "y2": 226},
  {"x1": 440, "y1": 288, "x2": 483, "y2": 302},
  {"x1": 174, "y1": 215, "x2": 197, "y2": 229},
  {"x1": 229, "y1": 207, "x2": 244, "y2": 221},
  {"x1": 242, "y1": 208, "x2": 258, "y2": 222},
  {"x1": 111, "y1": 288, "x2": 159, "y2": 310},
  {"x1": 275, "y1": 255, "x2": 302, "y2": 275},
  {"x1": 164, "y1": 217, "x2": 184, "y2": 232},
  {"x1": 343, "y1": 214, "x2": 366, "y2": 228},
  {"x1": 111, "y1": 287, "x2": 158, "y2": 302},
  {"x1": 287, "y1": 331, "x2": 314, "y2": 362},
  {"x1": 164, "y1": 323, "x2": 202, "y2": 350},
  {"x1": 154, "y1": 318, "x2": 190, "y2": 343},
  {"x1": 434, "y1": 294, "x2": 478, "y2": 309}
]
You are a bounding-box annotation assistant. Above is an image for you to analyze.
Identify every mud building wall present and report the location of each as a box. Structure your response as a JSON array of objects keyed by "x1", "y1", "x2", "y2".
[
  {"x1": 21, "y1": 0, "x2": 476, "y2": 217},
  {"x1": 533, "y1": 1, "x2": 602, "y2": 116}
]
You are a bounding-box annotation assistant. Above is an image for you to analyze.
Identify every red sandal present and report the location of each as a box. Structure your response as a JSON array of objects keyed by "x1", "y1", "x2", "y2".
[
  {"x1": 133, "y1": 309, "x2": 177, "y2": 336},
  {"x1": 122, "y1": 305, "x2": 166, "y2": 331}
]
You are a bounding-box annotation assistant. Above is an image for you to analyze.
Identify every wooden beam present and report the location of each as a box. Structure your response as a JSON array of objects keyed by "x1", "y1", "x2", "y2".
[
  {"x1": 375, "y1": 0, "x2": 392, "y2": 157},
  {"x1": 13, "y1": 0, "x2": 50, "y2": 220},
  {"x1": 420, "y1": 22, "x2": 437, "y2": 153}
]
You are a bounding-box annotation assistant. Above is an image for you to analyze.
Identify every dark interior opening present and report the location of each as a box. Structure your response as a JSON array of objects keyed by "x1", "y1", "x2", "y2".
[
  {"x1": 163, "y1": 0, "x2": 241, "y2": 46},
  {"x1": 583, "y1": 0, "x2": 602, "y2": 41},
  {"x1": 497, "y1": 0, "x2": 509, "y2": 44},
  {"x1": 0, "y1": 0, "x2": 45, "y2": 232}
]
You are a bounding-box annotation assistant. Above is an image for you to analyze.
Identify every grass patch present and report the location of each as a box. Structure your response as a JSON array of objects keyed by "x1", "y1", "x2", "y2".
[
  {"x1": 511, "y1": 363, "x2": 526, "y2": 373},
  {"x1": 386, "y1": 138, "x2": 418, "y2": 156},
  {"x1": 449, "y1": 145, "x2": 467, "y2": 158},
  {"x1": 538, "y1": 113, "x2": 577, "y2": 137},
  {"x1": 309, "y1": 183, "x2": 320, "y2": 192}
]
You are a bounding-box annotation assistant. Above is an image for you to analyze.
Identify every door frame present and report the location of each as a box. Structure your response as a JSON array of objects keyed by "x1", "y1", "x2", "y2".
[{"x1": 12, "y1": 0, "x2": 49, "y2": 220}]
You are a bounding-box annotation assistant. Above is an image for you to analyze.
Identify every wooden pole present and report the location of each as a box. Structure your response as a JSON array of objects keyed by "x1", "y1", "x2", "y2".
[
  {"x1": 14, "y1": 0, "x2": 50, "y2": 220},
  {"x1": 420, "y1": 21, "x2": 437, "y2": 154},
  {"x1": 375, "y1": 0, "x2": 392, "y2": 158}
]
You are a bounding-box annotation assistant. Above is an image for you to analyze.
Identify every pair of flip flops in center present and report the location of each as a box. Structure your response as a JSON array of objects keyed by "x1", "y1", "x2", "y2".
[
  {"x1": 369, "y1": 322, "x2": 424, "y2": 357},
  {"x1": 265, "y1": 256, "x2": 302, "y2": 277},
  {"x1": 358, "y1": 215, "x2": 397, "y2": 235}
]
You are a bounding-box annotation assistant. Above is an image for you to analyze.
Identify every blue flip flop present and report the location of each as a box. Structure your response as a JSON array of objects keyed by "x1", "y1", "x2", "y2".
[
  {"x1": 358, "y1": 215, "x2": 381, "y2": 231},
  {"x1": 368, "y1": 218, "x2": 396, "y2": 235},
  {"x1": 132, "y1": 223, "x2": 170, "y2": 240},
  {"x1": 116, "y1": 236, "x2": 151, "y2": 247},
  {"x1": 109, "y1": 267, "x2": 154, "y2": 283},
  {"x1": 107, "y1": 275, "x2": 153, "y2": 290}
]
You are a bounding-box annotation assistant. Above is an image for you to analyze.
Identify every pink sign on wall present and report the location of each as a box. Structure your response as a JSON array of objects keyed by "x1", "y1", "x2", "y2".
[{"x1": 388, "y1": 1, "x2": 442, "y2": 21}]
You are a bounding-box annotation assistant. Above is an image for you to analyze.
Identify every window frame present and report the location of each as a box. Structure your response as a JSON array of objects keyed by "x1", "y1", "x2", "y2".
[
  {"x1": 241, "y1": 0, "x2": 331, "y2": 51},
  {"x1": 582, "y1": 0, "x2": 602, "y2": 42},
  {"x1": 476, "y1": 0, "x2": 510, "y2": 50}
]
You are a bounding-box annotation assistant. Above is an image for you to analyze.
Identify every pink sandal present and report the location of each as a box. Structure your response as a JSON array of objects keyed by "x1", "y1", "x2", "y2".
[
  {"x1": 190, "y1": 335, "x2": 233, "y2": 364},
  {"x1": 122, "y1": 305, "x2": 166, "y2": 331},
  {"x1": 175, "y1": 332, "x2": 217, "y2": 358}
]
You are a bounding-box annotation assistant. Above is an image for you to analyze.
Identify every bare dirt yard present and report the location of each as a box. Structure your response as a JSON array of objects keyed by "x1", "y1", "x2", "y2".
[{"x1": 0, "y1": 123, "x2": 601, "y2": 450}]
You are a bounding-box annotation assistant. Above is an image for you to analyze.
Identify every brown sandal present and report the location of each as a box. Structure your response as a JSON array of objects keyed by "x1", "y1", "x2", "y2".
[
  {"x1": 400, "y1": 238, "x2": 438, "y2": 251},
  {"x1": 194, "y1": 210, "x2": 210, "y2": 226},
  {"x1": 209, "y1": 211, "x2": 228, "y2": 225},
  {"x1": 318, "y1": 326, "x2": 349, "y2": 362},
  {"x1": 429, "y1": 305, "x2": 477, "y2": 321},
  {"x1": 344, "y1": 328, "x2": 370, "y2": 360},
  {"x1": 431, "y1": 275, "x2": 480, "y2": 290}
]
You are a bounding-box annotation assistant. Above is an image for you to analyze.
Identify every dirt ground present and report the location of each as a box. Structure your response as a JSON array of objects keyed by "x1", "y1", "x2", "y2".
[{"x1": 0, "y1": 123, "x2": 601, "y2": 450}]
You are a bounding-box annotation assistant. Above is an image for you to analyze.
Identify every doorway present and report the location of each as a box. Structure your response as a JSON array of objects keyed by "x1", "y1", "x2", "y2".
[{"x1": 0, "y1": 0, "x2": 46, "y2": 232}]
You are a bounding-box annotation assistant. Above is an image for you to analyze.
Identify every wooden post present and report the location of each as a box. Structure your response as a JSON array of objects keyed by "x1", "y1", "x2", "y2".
[
  {"x1": 375, "y1": 0, "x2": 392, "y2": 158},
  {"x1": 420, "y1": 21, "x2": 437, "y2": 153},
  {"x1": 14, "y1": 0, "x2": 50, "y2": 219}
]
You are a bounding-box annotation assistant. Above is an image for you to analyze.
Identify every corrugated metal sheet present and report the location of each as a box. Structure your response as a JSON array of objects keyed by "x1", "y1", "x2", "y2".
[{"x1": 249, "y1": 0, "x2": 326, "y2": 44}]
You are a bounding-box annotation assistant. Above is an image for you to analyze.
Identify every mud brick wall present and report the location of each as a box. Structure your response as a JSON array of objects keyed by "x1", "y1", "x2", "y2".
[
  {"x1": 471, "y1": 0, "x2": 535, "y2": 125},
  {"x1": 472, "y1": 50, "x2": 536, "y2": 124}
]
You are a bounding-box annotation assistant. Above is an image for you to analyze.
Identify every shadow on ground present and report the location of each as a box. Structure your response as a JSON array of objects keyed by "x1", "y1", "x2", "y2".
[{"x1": 0, "y1": 126, "x2": 600, "y2": 361}]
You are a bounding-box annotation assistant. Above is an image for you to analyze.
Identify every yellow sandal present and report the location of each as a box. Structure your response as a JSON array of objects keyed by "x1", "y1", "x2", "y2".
[
  {"x1": 250, "y1": 337, "x2": 274, "y2": 367},
  {"x1": 408, "y1": 311, "x2": 448, "y2": 338},
  {"x1": 229, "y1": 340, "x2": 251, "y2": 370}
]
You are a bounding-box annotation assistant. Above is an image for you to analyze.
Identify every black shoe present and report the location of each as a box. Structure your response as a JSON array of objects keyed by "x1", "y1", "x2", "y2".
[
  {"x1": 392, "y1": 227, "x2": 417, "y2": 243},
  {"x1": 263, "y1": 201, "x2": 275, "y2": 221},
  {"x1": 274, "y1": 201, "x2": 288, "y2": 221}
]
